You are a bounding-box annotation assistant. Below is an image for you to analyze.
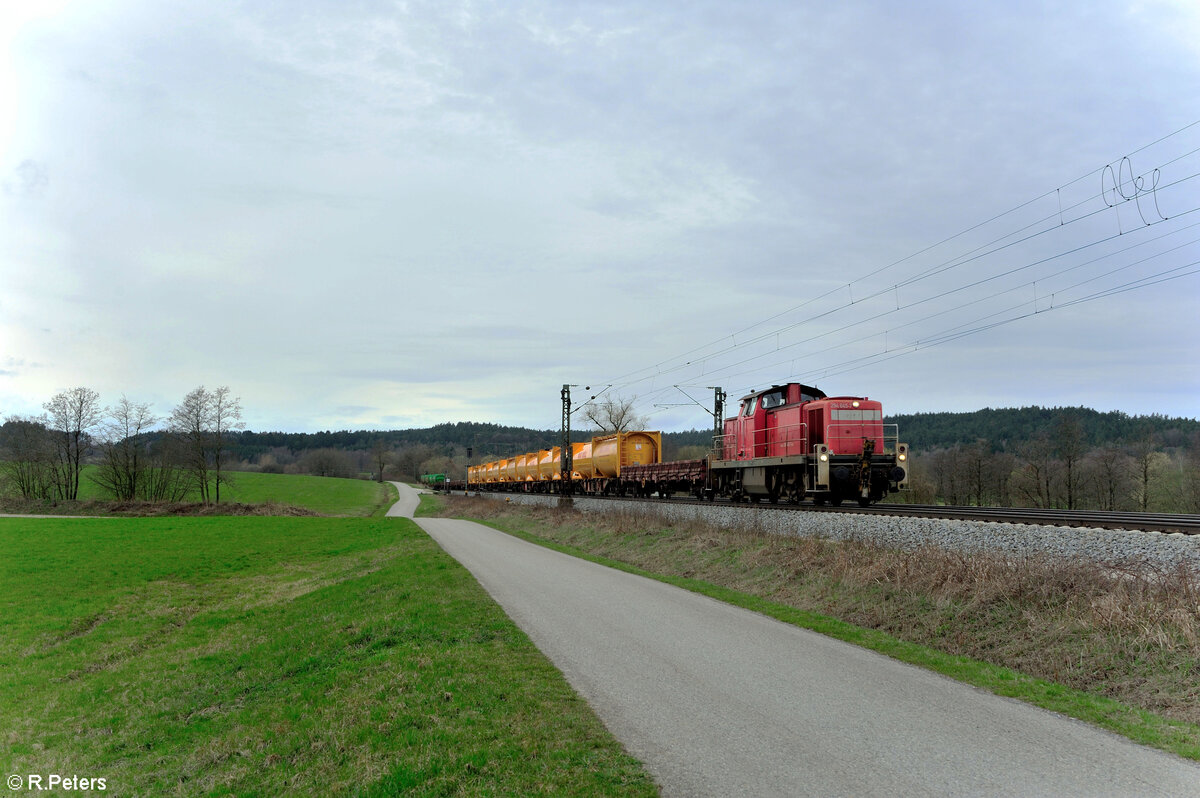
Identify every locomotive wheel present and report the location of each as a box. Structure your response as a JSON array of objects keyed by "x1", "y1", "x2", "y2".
[
  {"x1": 784, "y1": 473, "x2": 804, "y2": 505},
  {"x1": 765, "y1": 472, "x2": 780, "y2": 504},
  {"x1": 857, "y1": 497, "x2": 871, "y2": 507},
  {"x1": 829, "y1": 496, "x2": 843, "y2": 507}
]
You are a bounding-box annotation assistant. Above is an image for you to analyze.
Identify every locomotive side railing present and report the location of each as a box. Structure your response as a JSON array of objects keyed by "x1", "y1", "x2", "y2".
[
  {"x1": 714, "y1": 423, "x2": 902, "y2": 461},
  {"x1": 711, "y1": 421, "x2": 809, "y2": 461},
  {"x1": 768, "y1": 420, "x2": 809, "y2": 457}
]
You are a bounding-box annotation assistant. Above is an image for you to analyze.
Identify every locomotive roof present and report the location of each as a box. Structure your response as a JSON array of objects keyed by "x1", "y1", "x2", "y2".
[{"x1": 739, "y1": 383, "x2": 827, "y2": 402}]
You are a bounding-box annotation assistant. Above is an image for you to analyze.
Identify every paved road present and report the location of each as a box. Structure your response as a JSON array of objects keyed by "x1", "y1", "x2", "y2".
[
  {"x1": 385, "y1": 481, "x2": 423, "y2": 518},
  {"x1": 391, "y1": 484, "x2": 1200, "y2": 797}
]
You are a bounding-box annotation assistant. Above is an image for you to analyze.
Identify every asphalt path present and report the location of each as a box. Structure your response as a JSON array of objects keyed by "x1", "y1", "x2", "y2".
[
  {"x1": 391, "y1": 484, "x2": 1200, "y2": 797},
  {"x1": 385, "y1": 481, "x2": 423, "y2": 518}
]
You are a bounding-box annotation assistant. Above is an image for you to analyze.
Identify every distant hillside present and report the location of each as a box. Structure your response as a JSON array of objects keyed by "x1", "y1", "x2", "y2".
[
  {"x1": 889, "y1": 407, "x2": 1200, "y2": 453},
  {"x1": 228, "y1": 407, "x2": 1198, "y2": 465},
  {"x1": 234, "y1": 422, "x2": 561, "y2": 460},
  {"x1": 231, "y1": 423, "x2": 715, "y2": 463}
]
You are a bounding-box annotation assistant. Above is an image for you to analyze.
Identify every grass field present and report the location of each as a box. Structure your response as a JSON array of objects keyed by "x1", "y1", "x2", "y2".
[
  {"x1": 67, "y1": 469, "x2": 398, "y2": 517},
  {"x1": 0, "y1": 516, "x2": 656, "y2": 796},
  {"x1": 213, "y1": 472, "x2": 398, "y2": 516}
]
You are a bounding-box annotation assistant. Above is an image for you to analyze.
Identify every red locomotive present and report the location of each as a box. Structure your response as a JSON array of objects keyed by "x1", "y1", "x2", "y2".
[{"x1": 709, "y1": 383, "x2": 908, "y2": 505}]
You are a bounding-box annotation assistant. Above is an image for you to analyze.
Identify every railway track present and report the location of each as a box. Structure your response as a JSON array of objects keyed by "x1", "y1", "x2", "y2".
[
  {"x1": 810, "y1": 503, "x2": 1200, "y2": 535},
  {"x1": 459, "y1": 489, "x2": 1200, "y2": 535}
]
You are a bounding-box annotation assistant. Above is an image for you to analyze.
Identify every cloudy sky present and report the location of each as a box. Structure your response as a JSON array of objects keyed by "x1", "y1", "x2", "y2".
[{"x1": 2, "y1": 0, "x2": 1198, "y2": 433}]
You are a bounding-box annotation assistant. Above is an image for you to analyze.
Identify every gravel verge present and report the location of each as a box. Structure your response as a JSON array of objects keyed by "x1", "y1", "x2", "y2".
[{"x1": 475, "y1": 493, "x2": 1200, "y2": 572}]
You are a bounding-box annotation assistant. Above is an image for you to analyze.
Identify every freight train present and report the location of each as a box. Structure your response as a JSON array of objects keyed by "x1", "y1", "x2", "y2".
[{"x1": 466, "y1": 382, "x2": 908, "y2": 506}]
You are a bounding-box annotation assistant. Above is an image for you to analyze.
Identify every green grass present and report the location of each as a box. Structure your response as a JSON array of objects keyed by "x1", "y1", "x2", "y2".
[
  {"x1": 74, "y1": 469, "x2": 398, "y2": 517},
  {"x1": 413, "y1": 491, "x2": 446, "y2": 518},
  {"x1": 215, "y1": 472, "x2": 397, "y2": 517},
  {"x1": 0, "y1": 516, "x2": 657, "y2": 796},
  {"x1": 432, "y1": 497, "x2": 1200, "y2": 762}
]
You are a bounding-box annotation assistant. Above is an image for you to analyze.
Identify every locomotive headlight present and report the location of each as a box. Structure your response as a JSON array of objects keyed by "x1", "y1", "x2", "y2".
[
  {"x1": 852, "y1": 400, "x2": 860, "y2": 408},
  {"x1": 819, "y1": 453, "x2": 829, "y2": 462},
  {"x1": 898, "y1": 453, "x2": 907, "y2": 462}
]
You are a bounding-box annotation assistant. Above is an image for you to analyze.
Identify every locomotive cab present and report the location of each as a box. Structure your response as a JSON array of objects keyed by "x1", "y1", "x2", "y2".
[{"x1": 722, "y1": 383, "x2": 826, "y2": 461}]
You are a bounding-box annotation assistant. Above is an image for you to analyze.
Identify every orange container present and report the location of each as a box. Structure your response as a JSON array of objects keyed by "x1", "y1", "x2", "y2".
[
  {"x1": 517, "y1": 452, "x2": 538, "y2": 481},
  {"x1": 571, "y1": 441, "x2": 594, "y2": 478},
  {"x1": 590, "y1": 431, "x2": 662, "y2": 477},
  {"x1": 538, "y1": 448, "x2": 560, "y2": 480}
]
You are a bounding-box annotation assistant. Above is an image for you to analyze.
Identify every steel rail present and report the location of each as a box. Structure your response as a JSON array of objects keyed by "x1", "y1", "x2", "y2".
[{"x1": 805, "y1": 503, "x2": 1200, "y2": 535}]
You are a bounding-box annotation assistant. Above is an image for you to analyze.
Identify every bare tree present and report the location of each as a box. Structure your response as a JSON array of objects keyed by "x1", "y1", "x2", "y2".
[
  {"x1": 928, "y1": 447, "x2": 969, "y2": 505},
  {"x1": 897, "y1": 458, "x2": 937, "y2": 504},
  {"x1": 0, "y1": 415, "x2": 56, "y2": 500},
  {"x1": 988, "y1": 451, "x2": 1017, "y2": 506},
  {"x1": 168, "y1": 385, "x2": 244, "y2": 503},
  {"x1": 171, "y1": 387, "x2": 214, "y2": 503},
  {"x1": 394, "y1": 444, "x2": 435, "y2": 480},
  {"x1": 1053, "y1": 414, "x2": 1087, "y2": 510},
  {"x1": 963, "y1": 440, "x2": 990, "y2": 506},
  {"x1": 302, "y1": 448, "x2": 353, "y2": 478},
  {"x1": 43, "y1": 387, "x2": 102, "y2": 500},
  {"x1": 1130, "y1": 432, "x2": 1167, "y2": 512},
  {"x1": 210, "y1": 386, "x2": 244, "y2": 503},
  {"x1": 142, "y1": 433, "x2": 191, "y2": 502},
  {"x1": 1014, "y1": 435, "x2": 1058, "y2": 508},
  {"x1": 91, "y1": 397, "x2": 157, "y2": 501},
  {"x1": 371, "y1": 439, "x2": 391, "y2": 482},
  {"x1": 419, "y1": 454, "x2": 458, "y2": 479},
  {"x1": 1085, "y1": 446, "x2": 1133, "y2": 511},
  {"x1": 1184, "y1": 431, "x2": 1200, "y2": 513},
  {"x1": 582, "y1": 395, "x2": 649, "y2": 433}
]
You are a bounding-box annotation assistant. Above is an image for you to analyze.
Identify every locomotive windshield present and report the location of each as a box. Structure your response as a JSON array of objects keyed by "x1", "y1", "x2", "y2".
[{"x1": 761, "y1": 390, "x2": 786, "y2": 409}]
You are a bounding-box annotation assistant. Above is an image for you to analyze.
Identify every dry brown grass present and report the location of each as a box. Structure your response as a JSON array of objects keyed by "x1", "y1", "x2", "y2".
[{"x1": 442, "y1": 496, "x2": 1200, "y2": 726}]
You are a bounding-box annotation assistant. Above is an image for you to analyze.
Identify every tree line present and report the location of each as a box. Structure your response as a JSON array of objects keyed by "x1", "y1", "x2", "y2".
[
  {"x1": 0, "y1": 386, "x2": 242, "y2": 504},
  {"x1": 889, "y1": 406, "x2": 1200, "y2": 452},
  {"x1": 899, "y1": 413, "x2": 1200, "y2": 513}
]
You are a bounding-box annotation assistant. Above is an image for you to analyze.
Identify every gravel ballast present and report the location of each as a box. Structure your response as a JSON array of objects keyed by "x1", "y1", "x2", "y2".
[{"x1": 474, "y1": 493, "x2": 1200, "y2": 572}]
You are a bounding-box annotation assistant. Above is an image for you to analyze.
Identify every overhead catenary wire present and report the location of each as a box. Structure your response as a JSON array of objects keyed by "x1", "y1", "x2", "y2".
[
  {"x1": 595, "y1": 122, "x2": 1200, "y2": 394},
  {"x1": 584, "y1": 122, "x2": 1200, "y2": 423},
  {"x1": 609, "y1": 195, "x2": 1200, "y2": 408},
  {"x1": 786, "y1": 260, "x2": 1200, "y2": 385},
  {"x1": 693, "y1": 225, "x2": 1200, "y2": 385},
  {"x1": 607, "y1": 167, "x2": 1199, "y2": 396}
]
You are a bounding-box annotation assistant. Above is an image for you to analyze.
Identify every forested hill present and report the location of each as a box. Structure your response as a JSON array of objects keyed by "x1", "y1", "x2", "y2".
[
  {"x1": 234, "y1": 422, "x2": 562, "y2": 460},
  {"x1": 230, "y1": 422, "x2": 713, "y2": 463},
  {"x1": 231, "y1": 407, "x2": 1198, "y2": 462},
  {"x1": 889, "y1": 407, "x2": 1200, "y2": 452}
]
